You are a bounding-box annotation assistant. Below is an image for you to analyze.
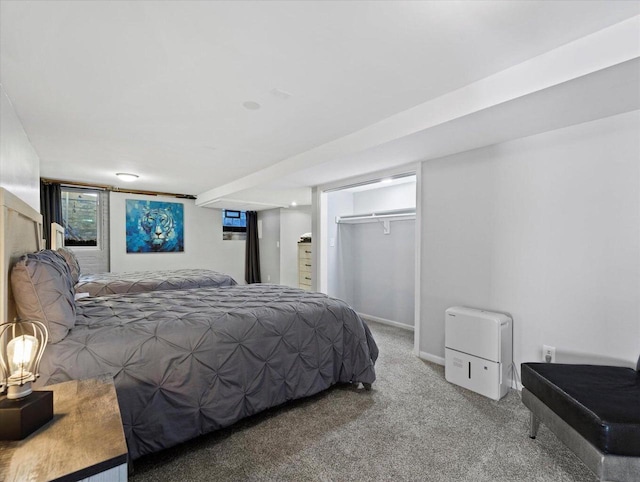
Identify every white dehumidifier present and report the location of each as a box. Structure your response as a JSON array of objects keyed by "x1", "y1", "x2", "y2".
[{"x1": 444, "y1": 306, "x2": 512, "y2": 401}]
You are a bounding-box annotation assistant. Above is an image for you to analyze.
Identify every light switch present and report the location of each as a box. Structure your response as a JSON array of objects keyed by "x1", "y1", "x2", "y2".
[{"x1": 329, "y1": 237, "x2": 335, "y2": 247}]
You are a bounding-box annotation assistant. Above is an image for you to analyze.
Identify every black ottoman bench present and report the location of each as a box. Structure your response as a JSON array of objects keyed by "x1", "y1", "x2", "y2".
[{"x1": 521, "y1": 359, "x2": 640, "y2": 482}]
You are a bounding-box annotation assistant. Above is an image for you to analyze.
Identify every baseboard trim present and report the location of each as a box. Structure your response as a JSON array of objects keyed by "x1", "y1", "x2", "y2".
[
  {"x1": 357, "y1": 313, "x2": 414, "y2": 332},
  {"x1": 418, "y1": 351, "x2": 445, "y2": 366}
]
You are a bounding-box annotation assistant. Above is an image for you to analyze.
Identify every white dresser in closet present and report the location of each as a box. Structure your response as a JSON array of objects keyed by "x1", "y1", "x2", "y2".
[{"x1": 298, "y1": 242, "x2": 312, "y2": 290}]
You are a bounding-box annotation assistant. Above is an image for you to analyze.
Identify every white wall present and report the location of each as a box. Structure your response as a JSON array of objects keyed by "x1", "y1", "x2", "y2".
[
  {"x1": 258, "y1": 209, "x2": 280, "y2": 284},
  {"x1": 280, "y1": 206, "x2": 312, "y2": 288},
  {"x1": 353, "y1": 181, "x2": 416, "y2": 214},
  {"x1": 420, "y1": 110, "x2": 640, "y2": 368},
  {"x1": 110, "y1": 192, "x2": 246, "y2": 283},
  {"x1": 0, "y1": 86, "x2": 40, "y2": 211}
]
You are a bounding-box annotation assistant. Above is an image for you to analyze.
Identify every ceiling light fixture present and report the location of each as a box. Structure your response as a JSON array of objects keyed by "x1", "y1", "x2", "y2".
[
  {"x1": 116, "y1": 173, "x2": 139, "y2": 182},
  {"x1": 290, "y1": 201, "x2": 297, "y2": 207},
  {"x1": 242, "y1": 101, "x2": 261, "y2": 110}
]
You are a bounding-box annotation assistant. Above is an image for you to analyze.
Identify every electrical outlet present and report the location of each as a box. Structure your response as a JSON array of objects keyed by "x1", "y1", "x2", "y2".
[{"x1": 542, "y1": 345, "x2": 556, "y2": 363}]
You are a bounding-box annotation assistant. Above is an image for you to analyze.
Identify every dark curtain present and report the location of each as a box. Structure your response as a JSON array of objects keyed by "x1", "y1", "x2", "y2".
[
  {"x1": 40, "y1": 180, "x2": 63, "y2": 249},
  {"x1": 245, "y1": 211, "x2": 261, "y2": 284}
]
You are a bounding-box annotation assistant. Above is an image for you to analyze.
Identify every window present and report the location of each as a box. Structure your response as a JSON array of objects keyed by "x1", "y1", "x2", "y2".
[
  {"x1": 61, "y1": 188, "x2": 100, "y2": 247},
  {"x1": 222, "y1": 210, "x2": 246, "y2": 240}
]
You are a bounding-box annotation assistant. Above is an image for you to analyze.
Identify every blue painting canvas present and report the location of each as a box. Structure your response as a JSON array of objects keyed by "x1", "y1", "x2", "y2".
[{"x1": 126, "y1": 200, "x2": 184, "y2": 253}]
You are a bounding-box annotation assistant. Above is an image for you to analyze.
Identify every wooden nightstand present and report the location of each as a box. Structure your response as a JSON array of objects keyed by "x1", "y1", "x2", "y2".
[{"x1": 0, "y1": 376, "x2": 128, "y2": 482}]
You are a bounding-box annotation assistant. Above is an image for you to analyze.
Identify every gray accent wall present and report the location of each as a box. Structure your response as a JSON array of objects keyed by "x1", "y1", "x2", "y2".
[
  {"x1": 258, "y1": 208, "x2": 280, "y2": 284},
  {"x1": 344, "y1": 220, "x2": 415, "y2": 326},
  {"x1": 327, "y1": 182, "x2": 416, "y2": 328},
  {"x1": 253, "y1": 206, "x2": 312, "y2": 288},
  {"x1": 280, "y1": 207, "x2": 312, "y2": 288}
]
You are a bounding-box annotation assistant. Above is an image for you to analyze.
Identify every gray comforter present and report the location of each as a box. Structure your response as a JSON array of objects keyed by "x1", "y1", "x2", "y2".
[
  {"x1": 75, "y1": 268, "x2": 237, "y2": 296},
  {"x1": 37, "y1": 284, "x2": 378, "y2": 460}
]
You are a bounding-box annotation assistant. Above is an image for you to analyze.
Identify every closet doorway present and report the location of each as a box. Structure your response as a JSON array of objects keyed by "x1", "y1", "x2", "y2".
[{"x1": 323, "y1": 174, "x2": 416, "y2": 333}]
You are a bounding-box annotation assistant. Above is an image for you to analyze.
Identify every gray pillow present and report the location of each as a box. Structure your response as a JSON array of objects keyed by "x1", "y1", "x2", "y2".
[
  {"x1": 57, "y1": 247, "x2": 81, "y2": 285},
  {"x1": 11, "y1": 250, "x2": 76, "y2": 343}
]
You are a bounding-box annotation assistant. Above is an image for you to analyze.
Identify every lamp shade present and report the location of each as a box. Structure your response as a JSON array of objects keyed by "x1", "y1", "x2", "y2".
[{"x1": 0, "y1": 320, "x2": 48, "y2": 400}]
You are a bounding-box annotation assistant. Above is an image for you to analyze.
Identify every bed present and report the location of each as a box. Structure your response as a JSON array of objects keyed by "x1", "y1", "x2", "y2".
[
  {"x1": 3, "y1": 190, "x2": 378, "y2": 462},
  {"x1": 73, "y1": 268, "x2": 238, "y2": 296},
  {"x1": 55, "y1": 245, "x2": 237, "y2": 297},
  {"x1": 35, "y1": 284, "x2": 378, "y2": 460}
]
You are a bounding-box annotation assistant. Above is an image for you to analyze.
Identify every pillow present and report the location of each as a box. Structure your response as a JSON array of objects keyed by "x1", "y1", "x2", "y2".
[
  {"x1": 11, "y1": 250, "x2": 76, "y2": 344},
  {"x1": 57, "y1": 247, "x2": 81, "y2": 285}
]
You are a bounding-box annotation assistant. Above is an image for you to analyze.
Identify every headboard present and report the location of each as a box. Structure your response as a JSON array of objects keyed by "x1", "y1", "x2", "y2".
[
  {"x1": 51, "y1": 222, "x2": 65, "y2": 249},
  {"x1": 0, "y1": 187, "x2": 43, "y2": 324}
]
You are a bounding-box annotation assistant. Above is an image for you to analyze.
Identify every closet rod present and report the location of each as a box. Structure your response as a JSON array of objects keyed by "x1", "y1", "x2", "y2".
[{"x1": 335, "y1": 210, "x2": 416, "y2": 224}]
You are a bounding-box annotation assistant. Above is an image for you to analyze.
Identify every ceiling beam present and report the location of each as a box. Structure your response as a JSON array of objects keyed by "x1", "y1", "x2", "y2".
[{"x1": 196, "y1": 16, "x2": 640, "y2": 207}]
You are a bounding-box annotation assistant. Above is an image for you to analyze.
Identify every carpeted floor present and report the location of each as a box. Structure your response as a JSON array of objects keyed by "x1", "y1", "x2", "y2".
[{"x1": 131, "y1": 321, "x2": 596, "y2": 481}]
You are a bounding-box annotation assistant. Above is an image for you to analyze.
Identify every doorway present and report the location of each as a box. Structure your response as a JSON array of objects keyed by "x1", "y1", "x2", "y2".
[{"x1": 322, "y1": 174, "x2": 417, "y2": 332}]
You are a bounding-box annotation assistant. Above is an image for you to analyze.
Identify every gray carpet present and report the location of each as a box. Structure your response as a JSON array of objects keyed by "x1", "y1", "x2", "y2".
[{"x1": 131, "y1": 321, "x2": 596, "y2": 481}]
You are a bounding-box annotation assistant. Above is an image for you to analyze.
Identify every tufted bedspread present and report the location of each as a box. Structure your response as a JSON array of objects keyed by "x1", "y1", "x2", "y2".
[
  {"x1": 74, "y1": 268, "x2": 237, "y2": 296},
  {"x1": 36, "y1": 284, "x2": 378, "y2": 460}
]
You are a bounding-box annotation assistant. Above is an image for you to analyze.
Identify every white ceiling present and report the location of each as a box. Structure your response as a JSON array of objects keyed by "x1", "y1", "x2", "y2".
[{"x1": 1, "y1": 1, "x2": 639, "y2": 210}]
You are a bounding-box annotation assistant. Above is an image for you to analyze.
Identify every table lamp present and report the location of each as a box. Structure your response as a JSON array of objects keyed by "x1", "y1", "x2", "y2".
[{"x1": 0, "y1": 319, "x2": 53, "y2": 440}]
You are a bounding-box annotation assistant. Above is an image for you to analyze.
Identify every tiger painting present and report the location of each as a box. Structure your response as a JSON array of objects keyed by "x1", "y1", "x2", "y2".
[
  {"x1": 126, "y1": 200, "x2": 184, "y2": 253},
  {"x1": 140, "y1": 208, "x2": 175, "y2": 250}
]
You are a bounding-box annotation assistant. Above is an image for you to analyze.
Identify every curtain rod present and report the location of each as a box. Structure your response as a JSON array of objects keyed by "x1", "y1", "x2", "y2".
[{"x1": 40, "y1": 178, "x2": 197, "y2": 199}]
